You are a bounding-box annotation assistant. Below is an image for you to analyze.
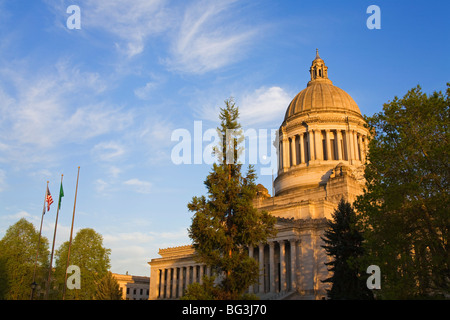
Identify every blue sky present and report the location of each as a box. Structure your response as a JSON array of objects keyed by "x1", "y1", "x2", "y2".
[{"x1": 0, "y1": 0, "x2": 448, "y2": 276}]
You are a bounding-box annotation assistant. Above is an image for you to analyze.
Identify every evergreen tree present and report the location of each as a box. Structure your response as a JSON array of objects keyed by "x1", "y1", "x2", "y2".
[
  {"x1": 187, "y1": 98, "x2": 277, "y2": 299},
  {"x1": 321, "y1": 199, "x2": 373, "y2": 300},
  {"x1": 95, "y1": 271, "x2": 122, "y2": 300}
]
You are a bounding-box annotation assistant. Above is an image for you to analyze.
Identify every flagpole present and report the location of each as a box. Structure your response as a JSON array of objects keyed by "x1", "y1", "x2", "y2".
[
  {"x1": 63, "y1": 166, "x2": 79, "y2": 300},
  {"x1": 30, "y1": 181, "x2": 49, "y2": 300},
  {"x1": 45, "y1": 174, "x2": 63, "y2": 299}
]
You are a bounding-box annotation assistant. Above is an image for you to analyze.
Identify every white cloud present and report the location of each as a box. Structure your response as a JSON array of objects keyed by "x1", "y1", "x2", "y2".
[
  {"x1": 164, "y1": 0, "x2": 260, "y2": 73},
  {"x1": 123, "y1": 178, "x2": 152, "y2": 194},
  {"x1": 95, "y1": 179, "x2": 111, "y2": 195},
  {"x1": 195, "y1": 86, "x2": 292, "y2": 127},
  {"x1": 0, "y1": 210, "x2": 32, "y2": 221},
  {"x1": 239, "y1": 86, "x2": 292, "y2": 126},
  {"x1": 46, "y1": 0, "x2": 173, "y2": 58},
  {"x1": 92, "y1": 141, "x2": 126, "y2": 162},
  {"x1": 0, "y1": 169, "x2": 6, "y2": 192},
  {"x1": 103, "y1": 228, "x2": 190, "y2": 275},
  {"x1": 46, "y1": 0, "x2": 263, "y2": 71},
  {"x1": 0, "y1": 60, "x2": 133, "y2": 165}
]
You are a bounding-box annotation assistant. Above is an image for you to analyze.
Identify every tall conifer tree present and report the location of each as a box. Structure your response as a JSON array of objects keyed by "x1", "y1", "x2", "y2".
[
  {"x1": 321, "y1": 199, "x2": 373, "y2": 300},
  {"x1": 187, "y1": 98, "x2": 276, "y2": 299}
]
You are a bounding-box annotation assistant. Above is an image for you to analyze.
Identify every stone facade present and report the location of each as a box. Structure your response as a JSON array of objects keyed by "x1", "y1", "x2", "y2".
[
  {"x1": 148, "y1": 50, "x2": 370, "y2": 300},
  {"x1": 112, "y1": 273, "x2": 150, "y2": 300}
]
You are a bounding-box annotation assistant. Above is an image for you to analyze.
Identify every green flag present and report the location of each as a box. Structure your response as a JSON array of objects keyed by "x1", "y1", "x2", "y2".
[{"x1": 58, "y1": 182, "x2": 64, "y2": 210}]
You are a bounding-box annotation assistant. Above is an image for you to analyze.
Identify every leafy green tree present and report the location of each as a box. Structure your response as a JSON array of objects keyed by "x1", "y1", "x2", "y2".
[
  {"x1": 95, "y1": 271, "x2": 122, "y2": 300},
  {"x1": 355, "y1": 84, "x2": 449, "y2": 299},
  {"x1": 321, "y1": 199, "x2": 373, "y2": 300},
  {"x1": 0, "y1": 218, "x2": 50, "y2": 300},
  {"x1": 181, "y1": 276, "x2": 221, "y2": 300},
  {"x1": 187, "y1": 98, "x2": 277, "y2": 299},
  {"x1": 53, "y1": 228, "x2": 111, "y2": 300}
]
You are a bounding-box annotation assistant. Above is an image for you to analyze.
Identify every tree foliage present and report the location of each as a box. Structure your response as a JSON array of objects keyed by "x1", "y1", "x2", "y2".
[
  {"x1": 187, "y1": 98, "x2": 276, "y2": 299},
  {"x1": 95, "y1": 271, "x2": 122, "y2": 300},
  {"x1": 321, "y1": 199, "x2": 373, "y2": 300},
  {"x1": 53, "y1": 228, "x2": 111, "y2": 300},
  {"x1": 0, "y1": 218, "x2": 50, "y2": 300},
  {"x1": 355, "y1": 84, "x2": 450, "y2": 299}
]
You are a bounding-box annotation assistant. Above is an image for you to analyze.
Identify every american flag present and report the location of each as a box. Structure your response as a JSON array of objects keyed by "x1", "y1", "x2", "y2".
[{"x1": 46, "y1": 187, "x2": 54, "y2": 212}]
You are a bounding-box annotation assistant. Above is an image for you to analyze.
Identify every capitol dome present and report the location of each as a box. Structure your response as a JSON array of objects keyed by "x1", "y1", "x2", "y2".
[
  {"x1": 274, "y1": 50, "x2": 370, "y2": 196},
  {"x1": 284, "y1": 49, "x2": 362, "y2": 120}
]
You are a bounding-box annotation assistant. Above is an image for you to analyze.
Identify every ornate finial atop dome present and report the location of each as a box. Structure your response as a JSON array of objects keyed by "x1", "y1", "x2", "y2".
[{"x1": 309, "y1": 49, "x2": 331, "y2": 85}]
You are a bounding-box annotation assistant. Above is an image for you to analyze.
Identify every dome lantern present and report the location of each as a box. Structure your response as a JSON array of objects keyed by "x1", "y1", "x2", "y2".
[{"x1": 308, "y1": 48, "x2": 330, "y2": 85}]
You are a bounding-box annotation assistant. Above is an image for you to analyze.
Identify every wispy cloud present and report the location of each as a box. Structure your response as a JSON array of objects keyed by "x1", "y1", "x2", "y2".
[
  {"x1": 0, "y1": 169, "x2": 6, "y2": 192},
  {"x1": 83, "y1": 0, "x2": 172, "y2": 58},
  {"x1": 46, "y1": 0, "x2": 265, "y2": 72},
  {"x1": 0, "y1": 60, "x2": 133, "y2": 166},
  {"x1": 92, "y1": 141, "x2": 126, "y2": 162},
  {"x1": 123, "y1": 178, "x2": 152, "y2": 194},
  {"x1": 239, "y1": 86, "x2": 292, "y2": 126},
  {"x1": 195, "y1": 86, "x2": 292, "y2": 127},
  {"x1": 45, "y1": 0, "x2": 173, "y2": 58},
  {"x1": 164, "y1": 0, "x2": 261, "y2": 73},
  {"x1": 103, "y1": 228, "x2": 189, "y2": 275}
]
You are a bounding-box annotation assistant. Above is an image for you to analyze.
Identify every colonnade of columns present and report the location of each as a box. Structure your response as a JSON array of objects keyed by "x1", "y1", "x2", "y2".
[
  {"x1": 154, "y1": 238, "x2": 312, "y2": 299},
  {"x1": 247, "y1": 238, "x2": 299, "y2": 295},
  {"x1": 155, "y1": 264, "x2": 213, "y2": 299},
  {"x1": 279, "y1": 128, "x2": 368, "y2": 171}
]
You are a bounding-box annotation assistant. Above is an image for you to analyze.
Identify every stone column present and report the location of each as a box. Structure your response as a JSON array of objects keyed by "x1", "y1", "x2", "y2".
[
  {"x1": 199, "y1": 265, "x2": 204, "y2": 285},
  {"x1": 278, "y1": 140, "x2": 283, "y2": 171},
  {"x1": 364, "y1": 135, "x2": 369, "y2": 163},
  {"x1": 308, "y1": 130, "x2": 315, "y2": 161},
  {"x1": 282, "y1": 136, "x2": 289, "y2": 169},
  {"x1": 279, "y1": 240, "x2": 286, "y2": 292},
  {"x1": 299, "y1": 134, "x2": 304, "y2": 164},
  {"x1": 314, "y1": 129, "x2": 323, "y2": 160},
  {"x1": 269, "y1": 242, "x2": 275, "y2": 293},
  {"x1": 289, "y1": 239, "x2": 297, "y2": 291},
  {"x1": 336, "y1": 130, "x2": 343, "y2": 160},
  {"x1": 352, "y1": 130, "x2": 358, "y2": 161},
  {"x1": 258, "y1": 244, "x2": 265, "y2": 293},
  {"x1": 290, "y1": 136, "x2": 297, "y2": 166},
  {"x1": 186, "y1": 266, "x2": 191, "y2": 286},
  {"x1": 299, "y1": 233, "x2": 314, "y2": 296},
  {"x1": 171, "y1": 268, "x2": 177, "y2": 298},
  {"x1": 346, "y1": 129, "x2": 353, "y2": 162},
  {"x1": 357, "y1": 133, "x2": 362, "y2": 161},
  {"x1": 325, "y1": 129, "x2": 332, "y2": 161},
  {"x1": 160, "y1": 269, "x2": 166, "y2": 299},
  {"x1": 192, "y1": 265, "x2": 197, "y2": 284},
  {"x1": 178, "y1": 267, "x2": 184, "y2": 298}
]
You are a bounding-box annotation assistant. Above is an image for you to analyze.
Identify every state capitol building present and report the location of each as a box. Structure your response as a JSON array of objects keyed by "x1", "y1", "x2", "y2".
[{"x1": 148, "y1": 50, "x2": 371, "y2": 300}]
